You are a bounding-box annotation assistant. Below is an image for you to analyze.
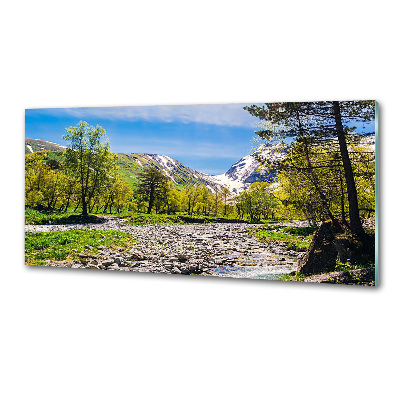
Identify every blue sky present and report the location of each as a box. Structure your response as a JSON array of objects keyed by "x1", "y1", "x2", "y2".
[{"x1": 25, "y1": 104, "x2": 375, "y2": 175}]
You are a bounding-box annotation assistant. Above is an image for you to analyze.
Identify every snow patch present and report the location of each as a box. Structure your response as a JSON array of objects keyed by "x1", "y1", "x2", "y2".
[
  {"x1": 33, "y1": 139, "x2": 66, "y2": 149},
  {"x1": 150, "y1": 154, "x2": 175, "y2": 171}
]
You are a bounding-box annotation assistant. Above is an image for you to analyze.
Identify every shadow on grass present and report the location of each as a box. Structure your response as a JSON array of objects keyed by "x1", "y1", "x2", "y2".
[{"x1": 49, "y1": 214, "x2": 106, "y2": 225}]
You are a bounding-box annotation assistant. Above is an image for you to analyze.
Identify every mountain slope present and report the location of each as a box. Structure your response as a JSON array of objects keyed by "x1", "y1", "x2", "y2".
[
  {"x1": 25, "y1": 135, "x2": 375, "y2": 195},
  {"x1": 116, "y1": 153, "x2": 222, "y2": 191},
  {"x1": 208, "y1": 143, "x2": 286, "y2": 193},
  {"x1": 25, "y1": 138, "x2": 66, "y2": 154},
  {"x1": 23, "y1": 138, "x2": 283, "y2": 193}
]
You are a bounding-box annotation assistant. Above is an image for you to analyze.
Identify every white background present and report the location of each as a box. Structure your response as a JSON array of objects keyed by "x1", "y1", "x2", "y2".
[{"x1": 1, "y1": 1, "x2": 399, "y2": 399}]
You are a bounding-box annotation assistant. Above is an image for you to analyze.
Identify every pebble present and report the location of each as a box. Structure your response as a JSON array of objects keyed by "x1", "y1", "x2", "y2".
[{"x1": 25, "y1": 217, "x2": 301, "y2": 278}]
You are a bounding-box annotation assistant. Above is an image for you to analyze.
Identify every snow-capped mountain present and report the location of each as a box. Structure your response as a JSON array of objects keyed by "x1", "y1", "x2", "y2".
[
  {"x1": 25, "y1": 135, "x2": 375, "y2": 195},
  {"x1": 358, "y1": 133, "x2": 375, "y2": 148},
  {"x1": 24, "y1": 138, "x2": 283, "y2": 193},
  {"x1": 208, "y1": 143, "x2": 286, "y2": 193}
]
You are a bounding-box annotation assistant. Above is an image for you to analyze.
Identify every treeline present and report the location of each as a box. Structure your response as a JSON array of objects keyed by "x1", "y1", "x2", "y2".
[
  {"x1": 25, "y1": 151, "x2": 133, "y2": 214},
  {"x1": 130, "y1": 170, "x2": 277, "y2": 222},
  {"x1": 25, "y1": 119, "x2": 375, "y2": 225},
  {"x1": 24, "y1": 151, "x2": 276, "y2": 222}
]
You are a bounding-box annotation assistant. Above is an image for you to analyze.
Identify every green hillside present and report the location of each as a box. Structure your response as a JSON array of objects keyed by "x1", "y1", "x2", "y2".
[
  {"x1": 24, "y1": 139, "x2": 220, "y2": 192},
  {"x1": 115, "y1": 153, "x2": 220, "y2": 190}
]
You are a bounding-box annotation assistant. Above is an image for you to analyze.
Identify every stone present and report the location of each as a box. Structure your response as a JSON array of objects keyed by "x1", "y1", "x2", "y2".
[
  {"x1": 27, "y1": 220, "x2": 303, "y2": 278},
  {"x1": 171, "y1": 267, "x2": 181, "y2": 274},
  {"x1": 304, "y1": 268, "x2": 375, "y2": 285},
  {"x1": 114, "y1": 257, "x2": 125, "y2": 265},
  {"x1": 177, "y1": 253, "x2": 189, "y2": 262},
  {"x1": 129, "y1": 251, "x2": 145, "y2": 260},
  {"x1": 102, "y1": 259, "x2": 114, "y2": 267}
]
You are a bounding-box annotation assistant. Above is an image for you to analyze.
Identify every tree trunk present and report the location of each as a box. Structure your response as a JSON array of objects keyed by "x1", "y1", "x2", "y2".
[
  {"x1": 332, "y1": 101, "x2": 367, "y2": 242},
  {"x1": 339, "y1": 174, "x2": 347, "y2": 225},
  {"x1": 82, "y1": 198, "x2": 88, "y2": 216},
  {"x1": 147, "y1": 186, "x2": 154, "y2": 214},
  {"x1": 64, "y1": 193, "x2": 71, "y2": 213}
]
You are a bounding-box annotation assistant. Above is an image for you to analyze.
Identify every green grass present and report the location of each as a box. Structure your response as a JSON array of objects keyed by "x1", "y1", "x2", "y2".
[
  {"x1": 25, "y1": 208, "x2": 249, "y2": 226},
  {"x1": 126, "y1": 212, "x2": 249, "y2": 225},
  {"x1": 25, "y1": 229, "x2": 135, "y2": 265},
  {"x1": 25, "y1": 209, "x2": 107, "y2": 225},
  {"x1": 281, "y1": 226, "x2": 317, "y2": 237},
  {"x1": 127, "y1": 213, "x2": 184, "y2": 225},
  {"x1": 25, "y1": 209, "x2": 74, "y2": 225},
  {"x1": 251, "y1": 229, "x2": 314, "y2": 251},
  {"x1": 334, "y1": 260, "x2": 374, "y2": 272},
  {"x1": 279, "y1": 273, "x2": 306, "y2": 282}
]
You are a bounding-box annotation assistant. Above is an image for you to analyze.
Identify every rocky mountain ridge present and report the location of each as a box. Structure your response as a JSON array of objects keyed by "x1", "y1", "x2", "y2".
[{"x1": 25, "y1": 134, "x2": 375, "y2": 194}]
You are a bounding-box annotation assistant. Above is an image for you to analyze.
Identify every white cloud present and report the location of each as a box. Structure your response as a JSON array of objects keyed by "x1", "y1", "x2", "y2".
[{"x1": 46, "y1": 103, "x2": 261, "y2": 128}]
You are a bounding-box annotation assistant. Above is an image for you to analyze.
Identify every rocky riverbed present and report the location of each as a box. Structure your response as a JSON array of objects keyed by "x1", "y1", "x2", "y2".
[{"x1": 25, "y1": 217, "x2": 302, "y2": 279}]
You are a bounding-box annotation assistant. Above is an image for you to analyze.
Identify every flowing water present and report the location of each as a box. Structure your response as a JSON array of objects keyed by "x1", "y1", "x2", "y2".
[
  {"x1": 210, "y1": 249, "x2": 298, "y2": 280},
  {"x1": 25, "y1": 219, "x2": 300, "y2": 280}
]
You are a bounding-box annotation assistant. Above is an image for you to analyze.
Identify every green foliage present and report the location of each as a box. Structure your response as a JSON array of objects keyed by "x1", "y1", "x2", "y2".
[
  {"x1": 135, "y1": 165, "x2": 169, "y2": 214},
  {"x1": 25, "y1": 230, "x2": 134, "y2": 265},
  {"x1": 244, "y1": 101, "x2": 375, "y2": 241},
  {"x1": 63, "y1": 121, "x2": 118, "y2": 216},
  {"x1": 235, "y1": 182, "x2": 278, "y2": 222},
  {"x1": 25, "y1": 124, "x2": 133, "y2": 217},
  {"x1": 273, "y1": 140, "x2": 375, "y2": 224}
]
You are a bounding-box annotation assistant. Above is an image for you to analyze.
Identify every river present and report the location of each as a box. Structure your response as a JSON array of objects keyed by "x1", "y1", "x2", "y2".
[{"x1": 25, "y1": 218, "x2": 300, "y2": 280}]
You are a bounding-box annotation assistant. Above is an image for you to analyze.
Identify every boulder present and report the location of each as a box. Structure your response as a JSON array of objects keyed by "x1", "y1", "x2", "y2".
[
  {"x1": 297, "y1": 222, "x2": 339, "y2": 276},
  {"x1": 297, "y1": 221, "x2": 374, "y2": 276},
  {"x1": 114, "y1": 257, "x2": 123, "y2": 265}
]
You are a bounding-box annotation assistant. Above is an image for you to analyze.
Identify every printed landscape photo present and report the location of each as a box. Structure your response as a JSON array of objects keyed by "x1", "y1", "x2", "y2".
[{"x1": 25, "y1": 101, "x2": 377, "y2": 285}]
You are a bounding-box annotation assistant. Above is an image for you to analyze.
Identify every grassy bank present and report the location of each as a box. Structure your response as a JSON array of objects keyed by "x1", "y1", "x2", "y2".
[
  {"x1": 248, "y1": 224, "x2": 317, "y2": 251},
  {"x1": 25, "y1": 208, "x2": 252, "y2": 226},
  {"x1": 25, "y1": 229, "x2": 135, "y2": 266}
]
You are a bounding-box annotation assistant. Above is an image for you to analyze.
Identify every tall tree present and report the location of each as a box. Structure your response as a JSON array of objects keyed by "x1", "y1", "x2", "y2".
[
  {"x1": 63, "y1": 121, "x2": 115, "y2": 216},
  {"x1": 135, "y1": 165, "x2": 169, "y2": 214},
  {"x1": 330, "y1": 101, "x2": 374, "y2": 240},
  {"x1": 244, "y1": 100, "x2": 375, "y2": 242}
]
